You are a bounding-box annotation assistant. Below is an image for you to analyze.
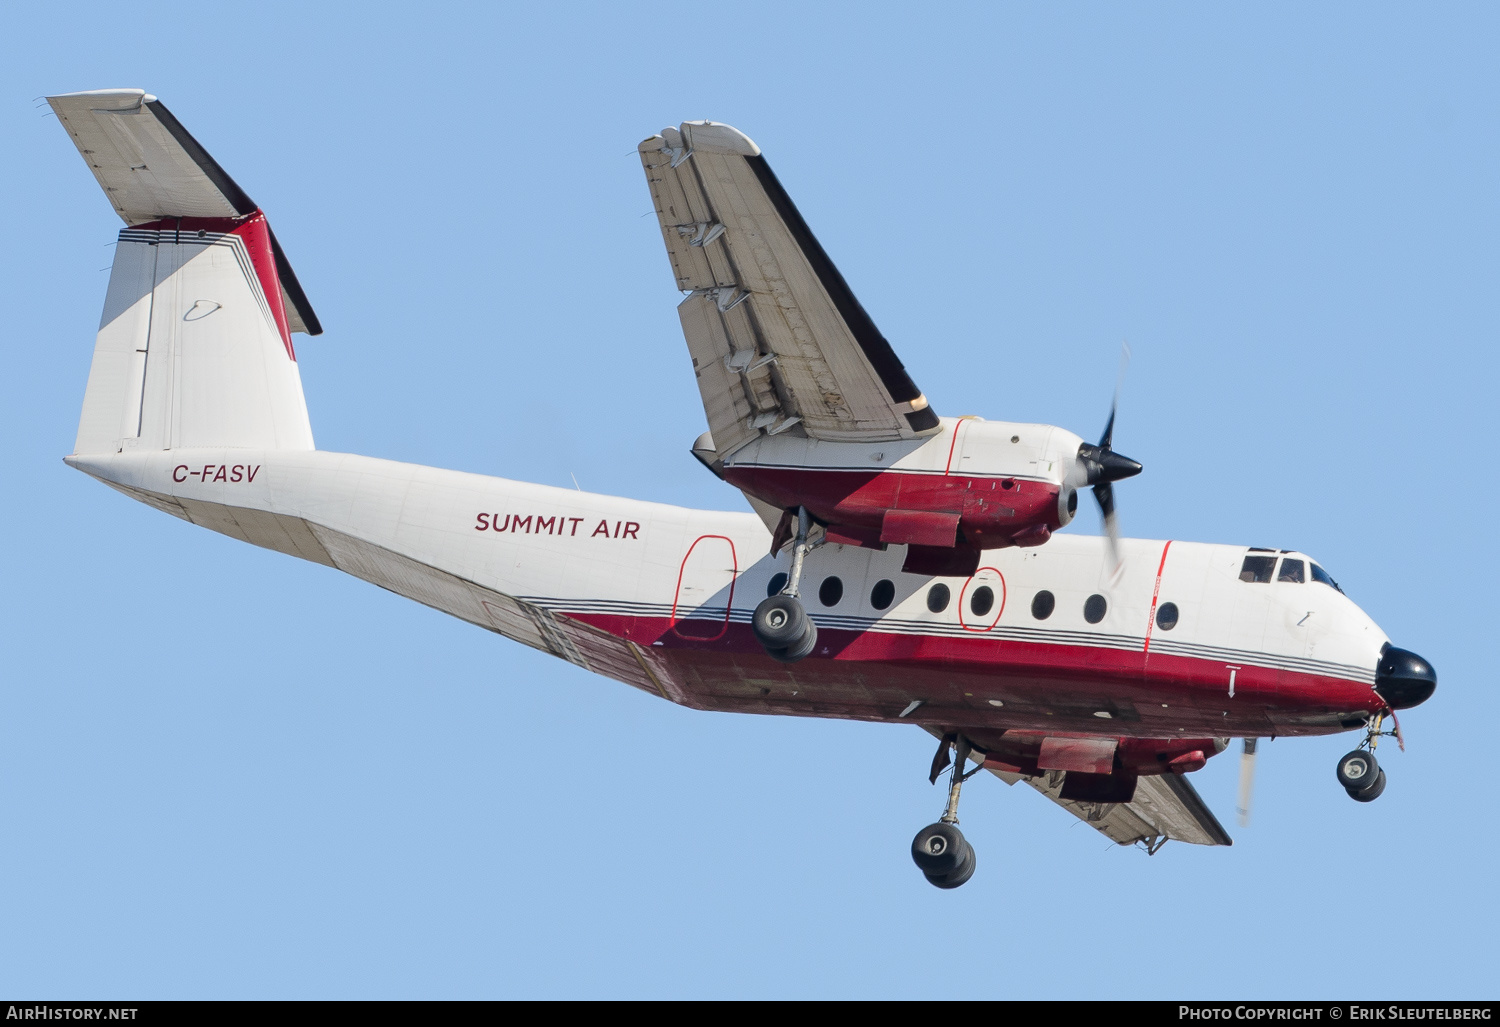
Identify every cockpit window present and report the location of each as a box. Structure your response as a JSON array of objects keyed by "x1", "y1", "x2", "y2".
[
  {"x1": 1277, "y1": 559, "x2": 1305, "y2": 583},
  {"x1": 1240, "y1": 555, "x2": 1276, "y2": 583},
  {"x1": 1310, "y1": 562, "x2": 1344, "y2": 594}
]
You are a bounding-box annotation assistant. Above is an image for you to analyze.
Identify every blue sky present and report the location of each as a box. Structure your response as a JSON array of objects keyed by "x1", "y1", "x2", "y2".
[{"x1": 2, "y1": 1, "x2": 1494, "y2": 999}]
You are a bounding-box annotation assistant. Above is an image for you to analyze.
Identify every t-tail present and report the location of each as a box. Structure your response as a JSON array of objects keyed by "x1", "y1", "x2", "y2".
[{"x1": 50, "y1": 89, "x2": 321, "y2": 456}]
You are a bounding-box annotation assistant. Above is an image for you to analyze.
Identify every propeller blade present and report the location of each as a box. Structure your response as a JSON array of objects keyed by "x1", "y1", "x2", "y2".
[
  {"x1": 1077, "y1": 342, "x2": 1137, "y2": 572},
  {"x1": 1100, "y1": 341, "x2": 1130, "y2": 449},
  {"x1": 1094, "y1": 481, "x2": 1121, "y2": 569},
  {"x1": 1236, "y1": 738, "x2": 1258, "y2": 827}
]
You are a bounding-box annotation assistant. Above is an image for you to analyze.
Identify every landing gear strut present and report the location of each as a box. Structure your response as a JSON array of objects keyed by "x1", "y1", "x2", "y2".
[
  {"x1": 1337, "y1": 710, "x2": 1396, "y2": 803},
  {"x1": 911, "y1": 735, "x2": 983, "y2": 888},
  {"x1": 752, "y1": 507, "x2": 818, "y2": 663}
]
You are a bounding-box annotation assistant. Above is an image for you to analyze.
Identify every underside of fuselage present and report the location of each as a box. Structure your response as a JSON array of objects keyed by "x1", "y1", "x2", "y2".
[{"x1": 575, "y1": 617, "x2": 1382, "y2": 742}]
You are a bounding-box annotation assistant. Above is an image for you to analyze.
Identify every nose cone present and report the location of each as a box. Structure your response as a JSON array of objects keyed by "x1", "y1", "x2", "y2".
[{"x1": 1374, "y1": 646, "x2": 1436, "y2": 709}]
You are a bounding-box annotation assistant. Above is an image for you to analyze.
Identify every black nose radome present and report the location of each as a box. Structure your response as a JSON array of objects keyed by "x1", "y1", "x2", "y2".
[{"x1": 1374, "y1": 646, "x2": 1436, "y2": 710}]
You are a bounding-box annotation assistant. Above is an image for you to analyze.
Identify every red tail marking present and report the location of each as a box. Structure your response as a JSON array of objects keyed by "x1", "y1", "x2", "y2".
[
  {"x1": 130, "y1": 213, "x2": 296, "y2": 360},
  {"x1": 231, "y1": 212, "x2": 295, "y2": 360}
]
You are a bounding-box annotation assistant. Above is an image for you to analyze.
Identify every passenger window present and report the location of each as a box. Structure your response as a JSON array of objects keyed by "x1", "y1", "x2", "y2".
[
  {"x1": 1278, "y1": 559, "x2": 1305, "y2": 583},
  {"x1": 870, "y1": 579, "x2": 895, "y2": 611},
  {"x1": 969, "y1": 586, "x2": 994, "y2": 617},
  {"x1": 819, "y1": 576, "x2": 843, "y2": 607},
  {"x1": 927, "y1": 583, "x2": 951, "y2": 613},
  {"x1": 1310, "y1": 563, "x2": 1344, "y2": 594},
  {"x1": 1156, "y1": 602, "x2": 1179, "y2": 630},
  {"x1": 1031, "y1": 590, "x2": 1055, "y2": 620},
  {"x1": 767, "y1": 572, "x2": 788, "y2": 597},
  {"x1": 1084, "y1": 594, "x2": 1107, "y2": 624},
  {"x1": 1240, "y1": 555, "x2": 1276, "y2": 583}
]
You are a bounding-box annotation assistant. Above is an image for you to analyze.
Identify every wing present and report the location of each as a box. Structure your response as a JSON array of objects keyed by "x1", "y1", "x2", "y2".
[
  {"x1": 47, "y1": 88, "x2": 320, "y2": 335},
  {"x1": 639, "y1": 122, "x2": 939, "y2": 458},
  {"x1": 990, "y1": 766, "x2": 1233, "y2": 849}
]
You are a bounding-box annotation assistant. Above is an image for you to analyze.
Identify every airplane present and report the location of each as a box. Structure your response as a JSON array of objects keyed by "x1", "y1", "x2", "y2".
[{"x1": 48, "y1": 89, "x2": 1436, "y2": 888}]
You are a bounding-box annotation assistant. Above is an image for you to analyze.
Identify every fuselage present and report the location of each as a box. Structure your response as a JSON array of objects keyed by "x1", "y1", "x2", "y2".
[{"x1": 68, "y1": 446, "x2": 1390, "y2": 765}]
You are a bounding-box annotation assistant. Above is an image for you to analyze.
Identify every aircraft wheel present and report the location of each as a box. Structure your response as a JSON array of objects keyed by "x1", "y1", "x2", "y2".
[
  {"x1": 753, "y1": 595, "x2": 816, "y2": 662},
  {"x1": 765, "y1": 621, "x2": 818, "y2": 663},
  {"x1": 1335, "y1": 749, "x2": 1380, "y2": 791},
  {"x1": 911, "y1": 822, "x2": 967, "y2": 875},
  {"x1": 1348, "y1": 768, "x2": 1387, "y2": 803},
  {"x1": 924, "y1": 840, "x2": 977, "y2": 889}
]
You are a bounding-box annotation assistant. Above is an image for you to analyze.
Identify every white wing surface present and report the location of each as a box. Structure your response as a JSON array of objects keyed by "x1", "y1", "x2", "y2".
[{"x1": 640, "y1": 122, "x2": 940, "y2": 458}]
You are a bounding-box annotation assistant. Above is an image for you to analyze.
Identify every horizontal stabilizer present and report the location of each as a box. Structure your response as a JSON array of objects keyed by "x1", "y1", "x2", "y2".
[{"x1": 48, "y1": 89, "x2": 320, "y2": 335}]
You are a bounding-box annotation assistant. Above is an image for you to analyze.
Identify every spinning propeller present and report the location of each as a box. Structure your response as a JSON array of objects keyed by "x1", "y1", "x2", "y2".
[
  {"x1": 1071, "y1": 346, "x2": 1142, "y2": 568},
  {"x1": 1237, "y1": 738, "x2": 1257, "y2": 826}
]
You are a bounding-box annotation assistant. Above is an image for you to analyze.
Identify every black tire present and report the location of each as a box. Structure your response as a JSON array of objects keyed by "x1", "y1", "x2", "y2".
[
  {"x1": 925, "y1": 841, "x2": 977, "y2": 889},
  {"x1": 911, "y1": 823, "x2": 966, "y2": 874},
  {"x1": 1348, "y1": 768, "x2": 1386, "y2": 803},
  {"x1": 753, "y1": 595, "x2": 808, "y2": 650},
  {"x1": 1336, "y1": 749, "x2": 1380, "y2": 790},
  {"x1": 765, "y1": 620, "x2": 817, "y2": 663}
]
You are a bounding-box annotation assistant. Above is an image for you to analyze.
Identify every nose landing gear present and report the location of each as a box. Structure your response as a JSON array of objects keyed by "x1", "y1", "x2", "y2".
[
  {"x1": 1337, "y1": 710, "x2": 1398, "y2": 803},
  {"x1": 752, "y1": 507, "x2": 818, "y2": 663},
  {"x1": 911, "y1": 734, "x2": 984, "y2": 888}
]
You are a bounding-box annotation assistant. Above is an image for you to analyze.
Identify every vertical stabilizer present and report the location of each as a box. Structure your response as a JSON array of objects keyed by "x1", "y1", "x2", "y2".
[
  {"x1": 50, "y1": 89, "x2": 320, "y2": 455},
  {"x1": 79, "y1": 213, "x2": 314, "y2": 454}
]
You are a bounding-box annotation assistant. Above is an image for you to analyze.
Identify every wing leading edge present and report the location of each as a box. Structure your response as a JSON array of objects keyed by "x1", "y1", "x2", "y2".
[{"x1": 640, "y1": 122, "x2": 939, "y2": 460}]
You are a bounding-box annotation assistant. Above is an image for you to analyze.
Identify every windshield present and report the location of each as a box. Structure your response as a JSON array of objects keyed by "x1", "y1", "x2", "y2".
[{"x1": 1310, "y1": 562, "x2": 1344, "y2": 594}]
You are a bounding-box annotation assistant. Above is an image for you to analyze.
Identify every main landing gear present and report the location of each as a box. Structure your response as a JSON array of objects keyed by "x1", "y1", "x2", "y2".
[
  {"x1": 752, "y1": 507, "x2": 818, "y2": 663},
  {"x1": 911, "y1": 735, "x2": 984, "y2": 889},
  {"x1": 1336, "y1": 710, "x2": 1398, "y2": 803}
]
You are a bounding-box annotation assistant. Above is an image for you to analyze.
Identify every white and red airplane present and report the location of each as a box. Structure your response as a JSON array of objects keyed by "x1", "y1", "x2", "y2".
[{"x1": 50, "y1": 90, "x2": 1435, "y2": 887}]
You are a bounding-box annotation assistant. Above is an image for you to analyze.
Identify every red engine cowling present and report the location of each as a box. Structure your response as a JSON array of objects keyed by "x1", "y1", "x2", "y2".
[{"x1": 725, "y1": 465, "x2": 1072, "y2": 553}]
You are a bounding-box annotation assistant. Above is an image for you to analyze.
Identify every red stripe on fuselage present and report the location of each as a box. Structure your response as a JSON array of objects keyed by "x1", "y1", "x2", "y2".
[{"x1": 561, "y1": 611, "x2": 1379, "y2": 739}]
